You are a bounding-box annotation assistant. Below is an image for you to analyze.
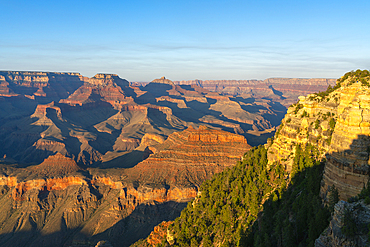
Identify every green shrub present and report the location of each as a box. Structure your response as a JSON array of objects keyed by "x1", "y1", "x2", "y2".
[
  {"x1": 294, "y1": 104, "x2": 304, "y2": 114},
  {"x1": 314, "y1": 119, "x2": 320, "y2": 129},
  {"x1": 329, "y1": 118, "x2": 336, "y2": 129}
]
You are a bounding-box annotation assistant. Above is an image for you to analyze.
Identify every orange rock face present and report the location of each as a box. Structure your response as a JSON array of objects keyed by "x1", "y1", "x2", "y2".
[
  {"x1": 126, "y1": 126, "x2": 251, "y2": 188},
  {"x1": 147, "y1": 221, "x2": 173, "y2": 246},
  {"x1": 11, "y1": 176, "x2": 87, "y2": 201}
]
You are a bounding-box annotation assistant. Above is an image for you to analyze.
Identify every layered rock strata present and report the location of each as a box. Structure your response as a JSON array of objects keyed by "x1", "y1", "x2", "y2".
[
  {"x1": 0, "y1": 126, "x2": 251, "y2": 246},
  {"x1": 322, "y1": 82, "x2": 370, "y2": 199},
  {"x1": 126, "y1": 126, "x2": 251, "y2": 187},
  {"x1": 267, "y1": 79, "x2": 370, "y2": 200},
  {"x1": 0, "y1": 172, "x2": 196, "y2": 247},
  {"x1": 174, "y1": 78, "x2": 336, "y2": 106}
]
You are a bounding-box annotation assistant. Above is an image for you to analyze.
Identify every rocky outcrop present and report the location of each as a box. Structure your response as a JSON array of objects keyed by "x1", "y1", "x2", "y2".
[
  {"x1": 267, "y1": 76, "x2": 370, "y2": 200},
  {"x1": 147, "y1": 221, "x2": 173, "y2": 246},
  {"x1": 315, "y1": 200, "x2": 370, "y2": 247},
  {"x1": 125, "y1": 126, "x2": 251, "y2": 188},
  {"x1": 321, "y1": 82, "x2": 370, "y2": 200},
  {"x1": 267, "y1": 93, "x2": 339, "y2": 172}
]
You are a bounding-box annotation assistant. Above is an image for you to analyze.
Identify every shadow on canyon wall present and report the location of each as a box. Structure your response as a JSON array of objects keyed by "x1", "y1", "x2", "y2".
[
  {"x1": 2, "y1": 136, "x2": 369, "y2": 247},
  {"x1": 0, "y1": 201, "x2": 187, "y2": 247}
]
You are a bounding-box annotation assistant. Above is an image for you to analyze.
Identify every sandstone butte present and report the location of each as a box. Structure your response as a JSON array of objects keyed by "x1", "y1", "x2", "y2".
[
  {"x1": 267, "y1": 78, "x2": 370, "y2": 200},
  {"x1": 124, "y1": 125, "x2": 251, "y2": 187},
  {"x1": 0, "y1": 126, "x2": 251, "y2": 247}
]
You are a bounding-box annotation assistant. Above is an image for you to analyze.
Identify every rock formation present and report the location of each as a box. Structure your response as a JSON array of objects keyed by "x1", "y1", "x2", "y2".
[
  {"x1": 0, "y1": 125, "x2": 250, "y2": 247},
  {"x1": 315, "y1": 200, "x2": 370, "y2": 247},
  {"x1": 151, "y1": 76, "x2": 175, "y2": 86},
  {"x1": 0, "y1": 72, "x2": 284, "y2": 165},
  {"x1": 267, "y1": 76, "x2": 370, "y2": 200},
  {"x1": 125, "y1": 126, "x2": 251, "y2": 188},
  {"x1": 29, "y1": 153, "x2": 81, "y2": 177}
]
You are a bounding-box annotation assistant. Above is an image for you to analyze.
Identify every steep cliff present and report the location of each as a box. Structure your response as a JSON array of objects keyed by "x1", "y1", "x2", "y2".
[{"x1": 267, "y1": 70, "x2": 370, "y2": 200}]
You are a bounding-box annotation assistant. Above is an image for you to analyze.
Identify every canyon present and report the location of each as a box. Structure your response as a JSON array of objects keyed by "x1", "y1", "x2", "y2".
[
  {"x1": 0, "y1": 125, "x2": 249, "y2": 247},
  {"x1": 0, "y1": 72, "x2": 287, "y2": 166},
  {"x1": 135, "y1": 71, "x2": 370, "y2": 246},
  {"x1": 0, "y1": 70, "x2": 357, "y2": 247}
]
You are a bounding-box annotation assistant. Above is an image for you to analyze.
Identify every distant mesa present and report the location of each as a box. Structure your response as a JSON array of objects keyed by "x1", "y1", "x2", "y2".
[
  {"x1": 89, "y1": 73, "x2": 129, "y2": 87},
  {"x1": 151, "y1": 76, "x2": 175, "y2": 86}
]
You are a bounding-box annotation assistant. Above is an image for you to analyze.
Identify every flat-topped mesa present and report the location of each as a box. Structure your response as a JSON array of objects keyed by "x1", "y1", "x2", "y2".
[
  {"x1": 89, "y1": 73, "x2": 129, "y2": 87},
  {"x1": 151, "y1": 76, "x2": 175, "y2": 86},
  {"x1": 0, "y1": 71, "x2": 85, "y2": 100}
]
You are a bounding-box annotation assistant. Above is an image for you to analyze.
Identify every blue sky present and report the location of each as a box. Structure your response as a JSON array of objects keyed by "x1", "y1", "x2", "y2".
[{"x1": 1, "y1": 0, "x2": 369, "y2": 81}]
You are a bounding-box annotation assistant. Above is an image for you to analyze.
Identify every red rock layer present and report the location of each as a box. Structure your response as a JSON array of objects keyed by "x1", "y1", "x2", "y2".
[
  {"x1": 126, "y1": 126, "x2": 251, "y2": 187},
  {"x1": 0, "y1": 174, "x2": 196, "y2": 206},
  {"x1": 0, "y1": 173, "x2": 195, "y2": 246},
  {"x1": 147, "y1": 221, "x2": 173, "y2": 246}
]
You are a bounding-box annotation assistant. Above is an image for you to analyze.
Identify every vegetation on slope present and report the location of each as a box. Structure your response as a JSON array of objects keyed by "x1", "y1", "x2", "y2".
[
  {"x1": 144, "y1": 143, "x2": 331, "y2": 247},
  {"x1": 250, "y1": 144, "x2": 331, "y2": 247},
  {"x1": 313, "y1": 69, "x2": 370, "y2": 101},
  {"x1": 167, "y1": 146, "x2": 285, "y2": 247}
]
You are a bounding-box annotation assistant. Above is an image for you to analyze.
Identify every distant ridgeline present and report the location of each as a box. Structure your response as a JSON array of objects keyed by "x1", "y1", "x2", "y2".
[
  {"x1": 133, "y1": 69, "x2": 370, "y2": 247},
  {"x1": 136, "y1": 77, "x2": 337, "y2": 107}
]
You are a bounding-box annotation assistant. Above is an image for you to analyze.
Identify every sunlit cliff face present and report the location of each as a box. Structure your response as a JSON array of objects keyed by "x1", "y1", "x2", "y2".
[{"x1": 267, "y1": 79, "x2": 370, "y2": 200}]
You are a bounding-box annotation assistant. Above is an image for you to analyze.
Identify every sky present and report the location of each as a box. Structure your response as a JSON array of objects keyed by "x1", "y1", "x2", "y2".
[{"x1": 1, "y1": 0, "x2": 369, "y2": 81}]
